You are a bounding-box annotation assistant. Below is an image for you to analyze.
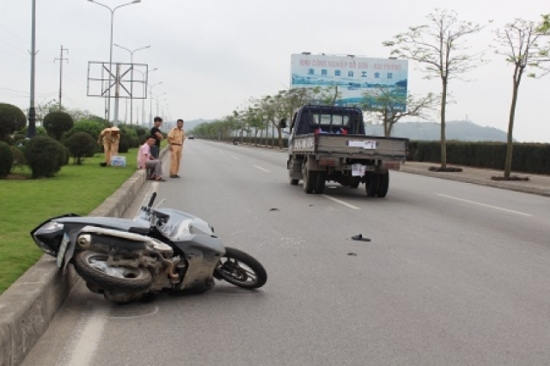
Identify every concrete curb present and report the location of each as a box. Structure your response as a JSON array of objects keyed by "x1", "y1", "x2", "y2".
[{"x1": 0, "y1": 147, "x2": 167, "y2": 366}]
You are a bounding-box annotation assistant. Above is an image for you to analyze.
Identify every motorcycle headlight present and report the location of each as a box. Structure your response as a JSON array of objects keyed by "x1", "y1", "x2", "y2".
[
  {"x1": 35, "y1": 222, "x2": 64, "y2": 235},
  {"x1": 33, "y1": 222, "x2": 64, "y2": 256}
]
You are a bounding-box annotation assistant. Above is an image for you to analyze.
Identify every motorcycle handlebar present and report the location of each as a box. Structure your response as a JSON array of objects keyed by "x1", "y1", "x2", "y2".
[{"x1": 147, "y1": 192, "x2": 157, "y2": 208}]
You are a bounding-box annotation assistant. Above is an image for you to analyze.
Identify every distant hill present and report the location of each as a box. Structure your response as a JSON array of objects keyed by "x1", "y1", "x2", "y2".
[
  {"x1": 185, "y1": 119, "x2": 212, "y2": 133},
  {"x1": 365, "y1": 121, "x2": 510, "y2": 142},
  {"x1": 160, "y1": 119, "x2": 211, "y2": 132}
]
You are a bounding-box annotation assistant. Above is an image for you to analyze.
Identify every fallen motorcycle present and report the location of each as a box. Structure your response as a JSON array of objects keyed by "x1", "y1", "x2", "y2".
[{"x1": 31, "y1": 192, "x2": 267, "y2": 303}]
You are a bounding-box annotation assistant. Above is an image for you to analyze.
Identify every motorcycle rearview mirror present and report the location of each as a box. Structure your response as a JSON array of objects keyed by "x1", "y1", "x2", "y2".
[{"x1": 279, "y1": 118, "x2": 287, "y2": 129}]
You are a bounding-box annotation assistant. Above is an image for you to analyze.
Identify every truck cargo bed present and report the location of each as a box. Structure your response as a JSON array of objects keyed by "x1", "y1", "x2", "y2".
[{"x1": 292, "y1": 134, "x2": 408, "y2": 161}]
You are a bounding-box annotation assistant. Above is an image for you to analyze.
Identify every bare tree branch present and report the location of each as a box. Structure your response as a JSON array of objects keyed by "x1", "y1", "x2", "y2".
[{"x1": 383, "y1": 8, "x2": 489, "y2": 169}]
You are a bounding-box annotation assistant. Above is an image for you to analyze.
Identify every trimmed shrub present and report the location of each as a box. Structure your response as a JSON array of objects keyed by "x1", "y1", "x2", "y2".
[
  {"x1": 65, "y1": 132, "x2": 97, "y2": 165},
  {"x1": 43, "y1": 111, "x2": 74, "y2": 141},
  {"x1": 118, "y1": 136, "x2": 130, "y2": 153},
  {"x1": 0, "y1": 103, "x2": 26, "y2": 143},
  {"x1": 10, "y1": 145, "x2": 25, "y2": 168},
  {"x1": 13, "y1": 133, "x2": 26, "y2": 144},
  {"x1": 61, "y1": 145, "x2": 70, "y2": 166},
  {"x1": 133, "y1": 126, "x2": 148, "y2": 142},
  {"x1": 0, "y1": 141, "x2": 13, "y2": 177},
  {"x1": 118, "y1": 124, "x2": 140, "y2": 148},
  {"x1": 25, "y1": 136, "x2": 66, "y2": 178},
  {"x1": 63, "y1": 119, "x2": 109, "y2": 142},
  {"x1": 19, "y1": 126, "x2": 47, "y2": 137}
]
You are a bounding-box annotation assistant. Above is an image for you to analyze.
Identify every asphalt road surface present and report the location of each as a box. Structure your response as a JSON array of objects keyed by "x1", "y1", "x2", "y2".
[{"x1": 22, "y1": 140, "x2": 550, "y2": 366}]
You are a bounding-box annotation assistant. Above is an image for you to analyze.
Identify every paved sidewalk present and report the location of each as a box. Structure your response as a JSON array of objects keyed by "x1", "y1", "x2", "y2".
[{"x1": 400, "y1": 161, "x2": 550, "y2": 197}]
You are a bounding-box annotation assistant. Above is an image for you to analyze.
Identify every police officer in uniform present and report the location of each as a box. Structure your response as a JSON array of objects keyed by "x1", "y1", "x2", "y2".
[{"x1": 167, "y1": 119, "x2": 186, "y2": 178}]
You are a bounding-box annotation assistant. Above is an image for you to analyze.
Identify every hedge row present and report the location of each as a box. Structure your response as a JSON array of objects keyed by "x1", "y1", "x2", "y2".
[
  {"x1": 408, "y1": 141, "x2": 550, "y2": 175},
  {"x1": 204, "y1": 137, "x2": 550, "y2": 175}
]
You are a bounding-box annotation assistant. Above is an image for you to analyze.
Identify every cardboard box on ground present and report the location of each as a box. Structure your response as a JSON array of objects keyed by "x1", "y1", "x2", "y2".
[{"x1": 110, "y1": 156, "x2": 126, "y2": 167}]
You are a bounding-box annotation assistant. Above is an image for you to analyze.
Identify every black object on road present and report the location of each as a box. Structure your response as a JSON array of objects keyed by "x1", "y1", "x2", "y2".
[{"x1": 351, "y1": 234, "x2": 371, "y2": 242}]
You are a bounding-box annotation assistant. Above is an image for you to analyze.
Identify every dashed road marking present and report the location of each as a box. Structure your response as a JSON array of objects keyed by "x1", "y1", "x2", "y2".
[{"x1": 321, "y1": 195, "x2": 360, "y2": 210}]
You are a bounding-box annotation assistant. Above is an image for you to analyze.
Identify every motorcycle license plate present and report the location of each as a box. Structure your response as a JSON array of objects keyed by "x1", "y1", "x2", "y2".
[{"x1": 56, "y1": 233, "x2": 70, "y2": 268}]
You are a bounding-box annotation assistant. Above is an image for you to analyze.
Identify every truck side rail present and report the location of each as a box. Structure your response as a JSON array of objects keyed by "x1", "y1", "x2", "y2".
[{"x1": 291, "y1": 134, "x2": 408, "y2": 161}]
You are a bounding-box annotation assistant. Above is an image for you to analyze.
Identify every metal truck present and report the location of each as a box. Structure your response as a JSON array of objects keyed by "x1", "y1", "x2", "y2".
[{"x1": 280, "y1": 105, "x2": 408, "y2": 197}]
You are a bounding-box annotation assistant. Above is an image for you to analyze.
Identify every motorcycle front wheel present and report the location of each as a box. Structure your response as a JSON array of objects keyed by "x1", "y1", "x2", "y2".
[
  {"x1": 74, "y1": 250, "x2": 152, "y2": 292},
  {"x1": 214, "y1": 247, "x2": 267, "y2": 289}
]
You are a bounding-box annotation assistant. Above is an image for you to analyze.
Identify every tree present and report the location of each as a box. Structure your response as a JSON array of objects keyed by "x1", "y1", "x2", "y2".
[
  {"x1": 25, "y1": 136, "x2": 66, "y2": 178},
  {"x1": 65, "y1": 132, "x2": 97, "y2": 165},
  {"x1": 35, "y1": 99, "x2": 63, "y2": 123},
  {"x1": 0, "y1": 103, "x2": 27, "y2": 142},
  {"x1": 383, "y1": 9, "x2": 487, "y2": 169},
  {"x1": 495, "y1": 16, "x2": 550, "y2": 179},
  {"x1": 361, "y1": 89, "x2": 439, "y2": 136},
  {"x1": 0, "y1": 141, "x2": 13, "y2": 178},
  {"x1": 43, "y1": 111, "x2": 74, "y2": 141}
]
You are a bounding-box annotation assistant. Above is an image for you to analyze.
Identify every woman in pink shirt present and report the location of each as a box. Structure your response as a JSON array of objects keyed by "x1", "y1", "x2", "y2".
[{"x1": 138, "y1": 136, "x2": 165, "y2": 181}]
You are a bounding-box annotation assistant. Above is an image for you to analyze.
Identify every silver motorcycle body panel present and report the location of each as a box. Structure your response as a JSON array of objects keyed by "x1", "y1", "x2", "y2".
[{"x1": 154, "y1": 208, "x2": 225, "y2": 290}]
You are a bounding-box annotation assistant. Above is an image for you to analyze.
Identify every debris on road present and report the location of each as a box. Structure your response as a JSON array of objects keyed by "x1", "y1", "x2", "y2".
[{"x1": 351, "y1": 234, "x2": 371, "y2": 242}]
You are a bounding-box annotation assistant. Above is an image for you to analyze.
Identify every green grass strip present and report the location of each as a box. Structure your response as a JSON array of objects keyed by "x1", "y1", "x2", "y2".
[{"x1": 0, "y1": 149, "x2": 139, "y2": 294}]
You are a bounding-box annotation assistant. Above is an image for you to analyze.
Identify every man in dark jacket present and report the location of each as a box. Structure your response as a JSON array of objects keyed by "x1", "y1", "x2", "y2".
[{"x1": 149, "y1": 116, "x2": 163, "y2": 158}]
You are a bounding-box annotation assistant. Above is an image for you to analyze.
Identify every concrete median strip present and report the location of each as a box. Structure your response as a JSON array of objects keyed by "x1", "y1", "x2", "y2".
[{"x1": 0, "y1": 148, "x2": 167, "y2": 366}]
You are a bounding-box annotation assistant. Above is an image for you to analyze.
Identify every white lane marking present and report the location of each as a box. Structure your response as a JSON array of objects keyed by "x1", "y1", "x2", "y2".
[
  {"x1": 232, "y1": 156, "x2": 240, "y2": 160},
  {"x1": 65, "y1": 304, "x2": 110, "y2": 366},
  {"x1": 254, "y1": 165, "x2": 270, "y2": 173},
  {"x1": 321, "y1": 195, "x2": 361, "y2": 210},
  {"x1": 437, "y1": 194, "x2": 533, "y2": 217},
  {"x1": 108, "y1": 306, "x2": 159, "y2": 319}
]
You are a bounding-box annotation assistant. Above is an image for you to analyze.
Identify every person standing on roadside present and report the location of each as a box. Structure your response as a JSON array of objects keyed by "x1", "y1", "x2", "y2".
[
  {"x1": 110, "y1": 126, "x2": 121, "y2": 157},
  {"x1": 98, "y1": 127, "x2": 112, "y2": 166},
  {"x1": 167, "y1": 119, "x2": 186, "y2": 178},
  {"x1": 150, "y1": 116, "x2": 163, "y2": 158}
]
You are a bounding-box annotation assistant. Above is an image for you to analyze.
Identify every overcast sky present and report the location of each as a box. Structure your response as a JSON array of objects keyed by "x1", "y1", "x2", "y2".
[{"x1": 1, "y1": 0, "x2": 549, "y2": 142}]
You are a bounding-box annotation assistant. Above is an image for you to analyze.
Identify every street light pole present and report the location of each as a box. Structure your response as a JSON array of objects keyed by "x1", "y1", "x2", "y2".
[
  {"x1": 149, "y1": 82, "x2": 162, "y2": 128},
  {"x1": 27, "y1": 0, "x2": 37, "y2": 138},
  {"x1": 155, "y1": 93, "x2": 167, "y2": 116},
  {"x1": 134, "y1": 68, "x2": 157, "y2": 126},
  {"x1": 114, "y1": 44, "x2": 150, "y2": 125},
  {"x1": 88, "y1": 0, "x2": 141, "y2": 123}
]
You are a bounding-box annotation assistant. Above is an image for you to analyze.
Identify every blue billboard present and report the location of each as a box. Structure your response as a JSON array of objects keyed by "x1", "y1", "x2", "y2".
[{"x1": 290, "y1": 54, "x2": 409, "y2": 111}]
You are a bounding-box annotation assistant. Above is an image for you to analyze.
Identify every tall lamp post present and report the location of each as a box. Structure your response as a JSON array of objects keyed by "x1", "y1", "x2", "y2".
[
  {"x1": 149, "y1": 82, "x2": 162, "y2": 127},
  {"x1": 87, "y1": 0, "x2": 141, "y2": 123},
  {"x1": 114, "y1": 44, "x2": 150, "y2": 125},
  {"x1": 155, "y1": 93, "x2": 167, "y2": 116},
  {"x1": 27, "y1": 0, "x2": 37, "y2": 138},
  {"x1": 134, "y1": 68, "x2": 157, "y2": 125}
]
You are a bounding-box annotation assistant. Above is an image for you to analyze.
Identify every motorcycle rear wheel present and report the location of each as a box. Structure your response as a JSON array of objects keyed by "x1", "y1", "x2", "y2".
[
  {"x1": 74, "y1": 250, "x2": 152, "y2": 292},
  {"x1": 214, "y1": 247, "x2": 267, "y2": 289}
]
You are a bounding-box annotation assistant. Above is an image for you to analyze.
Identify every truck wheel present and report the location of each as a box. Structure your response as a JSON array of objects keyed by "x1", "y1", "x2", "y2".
[
  {"x1": 377, "y1": 172, "x2": 389, "y2": 198},
  {"x1": 302, "y1": 164, "x2": 315, "y2": 194},
  {"x1": 289, "y1": 158, "x2": 299, "y2": 185},
  {"x1": 365, "y1": 175, "x2": 378, "y2": 197},
  {"x1": 315, "y1": 172, "x2": 326, "y2": 194}
]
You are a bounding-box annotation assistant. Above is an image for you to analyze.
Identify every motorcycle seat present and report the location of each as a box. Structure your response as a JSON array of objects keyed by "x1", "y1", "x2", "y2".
[{"x1": 128, "y1": 226, "x2": 150, "y2": 235}]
